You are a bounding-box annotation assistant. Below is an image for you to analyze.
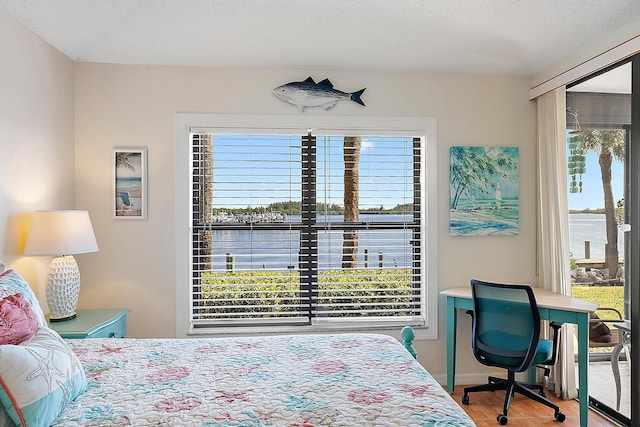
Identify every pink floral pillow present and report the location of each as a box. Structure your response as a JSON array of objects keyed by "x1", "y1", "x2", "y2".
[
  {"x1": 0, "y1": 293, "x2": 40, "y2": 345},
  {"x1": 0, "y1": 270, "x2": 47, "y2": 327}
]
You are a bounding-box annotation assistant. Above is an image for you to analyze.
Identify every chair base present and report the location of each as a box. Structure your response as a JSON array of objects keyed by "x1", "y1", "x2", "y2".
[{"x1": 462, "y1": 372, "x2": 566, "y2": 425}]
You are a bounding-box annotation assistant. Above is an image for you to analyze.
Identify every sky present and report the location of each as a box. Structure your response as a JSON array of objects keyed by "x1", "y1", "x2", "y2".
[
  {"x1": 211, "y1": 134, "x2": 414, "y2": 209},
  {"x1": 567, "y1": 150, "x2": 624, "y2": 210}
]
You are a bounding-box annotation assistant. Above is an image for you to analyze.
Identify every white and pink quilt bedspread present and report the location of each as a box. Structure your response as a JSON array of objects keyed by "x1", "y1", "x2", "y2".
[{"x1": 54, "y1": 333, "x2": 475, "y2": 426}]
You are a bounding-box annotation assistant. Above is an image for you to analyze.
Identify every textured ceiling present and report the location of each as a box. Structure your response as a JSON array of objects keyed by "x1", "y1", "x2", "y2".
[{"x1": 1, "y1": 0, "x2": 639, "y2": 76}]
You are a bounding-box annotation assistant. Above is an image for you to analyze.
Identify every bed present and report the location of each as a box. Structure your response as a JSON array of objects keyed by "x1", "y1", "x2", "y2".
[{"x1": 0, "y1": 269, "x2": 475, "y2": 426}]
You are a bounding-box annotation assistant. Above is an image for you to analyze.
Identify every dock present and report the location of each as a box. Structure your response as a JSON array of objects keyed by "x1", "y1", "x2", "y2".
[{"x1": 575, "y1": 258, "x2": 624, "y2": 269}]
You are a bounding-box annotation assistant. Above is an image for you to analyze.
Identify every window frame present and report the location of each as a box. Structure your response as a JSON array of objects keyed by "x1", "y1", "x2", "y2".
[{"x1": 175, "y1": 114, "x2": 438, "y2": 339}]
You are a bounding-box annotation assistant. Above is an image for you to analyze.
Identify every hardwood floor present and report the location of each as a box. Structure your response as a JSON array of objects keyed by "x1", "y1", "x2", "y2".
[{"x1": 449, "y1": 387, "x2": 619, "y2": 426}]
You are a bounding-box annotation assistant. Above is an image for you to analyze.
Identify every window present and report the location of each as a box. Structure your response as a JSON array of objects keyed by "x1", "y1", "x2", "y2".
[{"x1": 176, "y1": 115, "x2": 437, "y2": 336}]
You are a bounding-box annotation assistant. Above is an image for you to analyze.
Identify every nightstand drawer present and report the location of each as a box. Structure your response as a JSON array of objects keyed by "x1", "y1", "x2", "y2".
[
  {"x1": 85, "y1": 313, "x2": 127, "y2": 338},
  {"x1": 47, "y1": 309, "x2": 131, "y2": 339}
]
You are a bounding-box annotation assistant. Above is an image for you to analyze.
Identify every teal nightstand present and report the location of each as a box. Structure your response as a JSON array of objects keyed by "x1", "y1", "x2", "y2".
[{"x1": 47, "y1": 309, "x2": 131, "y2": 339}]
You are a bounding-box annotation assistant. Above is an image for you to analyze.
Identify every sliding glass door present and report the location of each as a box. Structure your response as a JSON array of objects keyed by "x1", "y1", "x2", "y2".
[{"x1": 566, "y1": 56, "x2": 637, "y2": 426}]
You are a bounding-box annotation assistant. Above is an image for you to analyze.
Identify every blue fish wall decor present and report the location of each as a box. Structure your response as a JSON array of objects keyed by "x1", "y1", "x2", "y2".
[{"x1": 273, "y1": 77, "x2": 366, "y2": 112}]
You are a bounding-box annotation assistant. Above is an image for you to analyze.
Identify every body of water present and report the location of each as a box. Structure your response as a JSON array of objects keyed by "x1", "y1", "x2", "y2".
[
  {"x1": 209, "y1": 214, "x2": 414, "y2": 270},
  {"x1": 206, "y1": 213, "x2": 621, "y2": 270},
  {"x1": 569, "y1": 213, "x2": 624, "y2": 259}
]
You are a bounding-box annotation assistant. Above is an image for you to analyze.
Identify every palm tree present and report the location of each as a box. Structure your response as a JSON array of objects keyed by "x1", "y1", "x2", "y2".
[
  {"x1": 115, "y1": 152, "x2": 137, "y2": 171},
  {"x1": 449, "y1": 147, "x2": 517, "y2": 210},
  {"x1": 581, "y1": 129, "x2": 625, "y2": 279},
  {"x1": 201, "y1": 135, "x2": 214, "y2": 270},
  {"x1": 342, "y1": 136, "x2": 361, "y2": 268}
]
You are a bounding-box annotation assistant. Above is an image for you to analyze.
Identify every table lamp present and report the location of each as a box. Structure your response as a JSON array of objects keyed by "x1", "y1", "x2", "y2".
[{"x1": 24, "y1": 210, "x2": 99, "y2": 321}]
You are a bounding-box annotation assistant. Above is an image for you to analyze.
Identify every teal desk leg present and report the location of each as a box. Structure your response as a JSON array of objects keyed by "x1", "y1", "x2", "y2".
[
  {"x1": 446, "y1": 296, "x2": 457, "y2": 393},
  {"x1": 577, "y1": 312, "x2": 589, "y2": 427},
  {"x1": 527, "y1": 364, "x2": 536, "y2": 384}
]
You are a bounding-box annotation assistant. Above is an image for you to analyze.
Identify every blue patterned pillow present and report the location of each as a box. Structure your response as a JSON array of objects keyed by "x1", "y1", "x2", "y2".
[
  {"x1": 0, "y1": 327, "x2": 87, "y2": 426},
  {"x1": 0, "y1": 270, "x2": 46, "y2": 327}
]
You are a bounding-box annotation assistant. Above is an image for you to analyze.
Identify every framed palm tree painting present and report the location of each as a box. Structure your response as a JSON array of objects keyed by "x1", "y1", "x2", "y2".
[
  {"x1": 113, "y1": 147, "x2": 147, "y2": 219},
  {"x1": 449, "y1": 146, "x2": 519, "y2": 236}
]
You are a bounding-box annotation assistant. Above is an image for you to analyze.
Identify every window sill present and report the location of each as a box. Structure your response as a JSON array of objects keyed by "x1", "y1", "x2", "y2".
[{"x1": 186, "y1": 323, "x2": 434, "y2": 341}]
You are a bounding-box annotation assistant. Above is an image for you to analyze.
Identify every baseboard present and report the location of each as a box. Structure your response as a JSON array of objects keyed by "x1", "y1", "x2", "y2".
[
  {"x1": 433, "y1": 370, "x2": 532, "y2": 388},
  {"x1": 433, "y1": 372, "x2": 499, "y2": 387}
]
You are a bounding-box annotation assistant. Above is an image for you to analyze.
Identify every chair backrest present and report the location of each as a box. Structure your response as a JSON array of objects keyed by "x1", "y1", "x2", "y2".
[{"x1": 470, "y1": 279, "x2": 541, "y2": 373}]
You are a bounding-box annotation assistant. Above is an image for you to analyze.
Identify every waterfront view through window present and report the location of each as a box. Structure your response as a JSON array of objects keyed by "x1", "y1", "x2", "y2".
[{"x1": 189, "y1": 130, "x2": 427, "y2": 329}]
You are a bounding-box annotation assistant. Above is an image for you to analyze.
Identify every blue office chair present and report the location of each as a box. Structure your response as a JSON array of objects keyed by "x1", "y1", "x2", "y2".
[{"x1": 462, "y1": 279, "x2": 566, "y2": 425}]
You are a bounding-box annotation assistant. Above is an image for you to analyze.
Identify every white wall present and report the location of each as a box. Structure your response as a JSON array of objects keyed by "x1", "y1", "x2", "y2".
[
  {"x1": 74, "y1": 64, "x2": 537, "y2": 381},
  {"x1": 0, "y1": 9, "x2": 76, "y2": 306}
]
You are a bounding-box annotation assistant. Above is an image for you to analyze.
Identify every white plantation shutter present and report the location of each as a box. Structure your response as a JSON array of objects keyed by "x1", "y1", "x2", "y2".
[
  {"x1": 191, "y1": 133, "x2": 310, "y2": 326},
  {"x1": 312, "y1": 135, "x2": 422, "y2": 324},
  {"x1": 189, "y1": 131, "x2": 424, "y2": 329}
]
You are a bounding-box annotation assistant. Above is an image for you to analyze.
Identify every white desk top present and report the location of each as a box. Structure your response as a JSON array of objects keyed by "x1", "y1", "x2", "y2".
[
  {"x1": 441, "y1": 286, "x2": 598, "y2": 314},
  {"x1": 614, "y1": 320, "x2": 631, "y2": 332}
]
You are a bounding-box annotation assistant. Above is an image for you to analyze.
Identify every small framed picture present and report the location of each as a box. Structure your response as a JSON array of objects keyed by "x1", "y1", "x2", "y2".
[{"x1": 113, "y1": 147, "x2": 147, "y2": 219}]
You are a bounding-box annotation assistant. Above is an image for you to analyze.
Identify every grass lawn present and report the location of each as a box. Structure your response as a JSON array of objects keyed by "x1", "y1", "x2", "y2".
[
  {"x1": 572, "y1": 285, "x2": 625, "y2": 317},
  {"x1": 198, "y1": 268, "x2": 415, "y2": 317}
]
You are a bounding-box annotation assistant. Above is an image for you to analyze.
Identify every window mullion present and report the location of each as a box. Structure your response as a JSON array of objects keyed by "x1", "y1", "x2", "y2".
[
  {"x1": 412, "y1": 137, "x2": 422, "y2": 316},
  {"x1": 300, "y1": 132, "x2": 318, "y2": 322}
]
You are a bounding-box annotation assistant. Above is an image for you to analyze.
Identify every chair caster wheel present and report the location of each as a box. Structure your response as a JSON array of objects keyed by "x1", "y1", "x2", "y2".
[
  {"x1": 497, "y1": 414, "x2": 508, "y2": 425},
  {"x1": 461, "y1": 394, "x2": 469, "y2": 405},
  {"x1": 555, "y1": 412, "x2": 566, "y2": 422}
]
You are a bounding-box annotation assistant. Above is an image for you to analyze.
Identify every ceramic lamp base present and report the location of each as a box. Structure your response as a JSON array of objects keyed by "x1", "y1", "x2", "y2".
[
  {"x1": 48, "y1": 314, "x2": 77, "y2": 322},
  {"x1": 47, "y1": 255, "x2": 80, "y2": 321}
]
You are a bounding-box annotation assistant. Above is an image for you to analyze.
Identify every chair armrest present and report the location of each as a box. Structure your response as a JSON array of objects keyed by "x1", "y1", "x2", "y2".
[
  {"x1": 548, "y1": 321, "x2": 563, "y2": 365},
  {"x1": 591, "y1": 307, "x2": 623, "y2": 324},
  {"x1": 550, "y1": 321, "x2": 563, "y2": 329}
]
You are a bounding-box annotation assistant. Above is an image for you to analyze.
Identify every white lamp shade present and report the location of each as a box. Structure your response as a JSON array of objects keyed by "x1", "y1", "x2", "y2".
[{"x1": 24, "y1": 210, "x2": 99, "y2": 256}]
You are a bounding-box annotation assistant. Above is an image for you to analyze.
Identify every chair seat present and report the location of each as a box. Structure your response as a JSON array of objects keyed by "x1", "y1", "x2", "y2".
[
  {"x1": 481, "y1": 337, "x2": 554, "y2": 369},
  {"x1": 589, "y1": 328, "x2": 619, "y2": 348},
  {"x1": 532, "y1": 339, "x2": 554, "y2": 365}
]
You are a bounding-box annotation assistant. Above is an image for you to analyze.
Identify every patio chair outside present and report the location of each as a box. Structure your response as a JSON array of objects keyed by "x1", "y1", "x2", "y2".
[{"x1": 589, "y1": 307, "x2": 630, "y2": 411}]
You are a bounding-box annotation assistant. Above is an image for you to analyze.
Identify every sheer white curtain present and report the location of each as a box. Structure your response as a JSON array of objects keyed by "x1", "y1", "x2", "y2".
[{"x1": 536, "y1": 87, "x2": 578, "y2": 399}]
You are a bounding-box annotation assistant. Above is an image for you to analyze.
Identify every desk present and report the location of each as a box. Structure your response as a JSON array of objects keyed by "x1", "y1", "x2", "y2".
[{"x1": 441, "y1": 287, "x2": 598, "y2": 427}]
